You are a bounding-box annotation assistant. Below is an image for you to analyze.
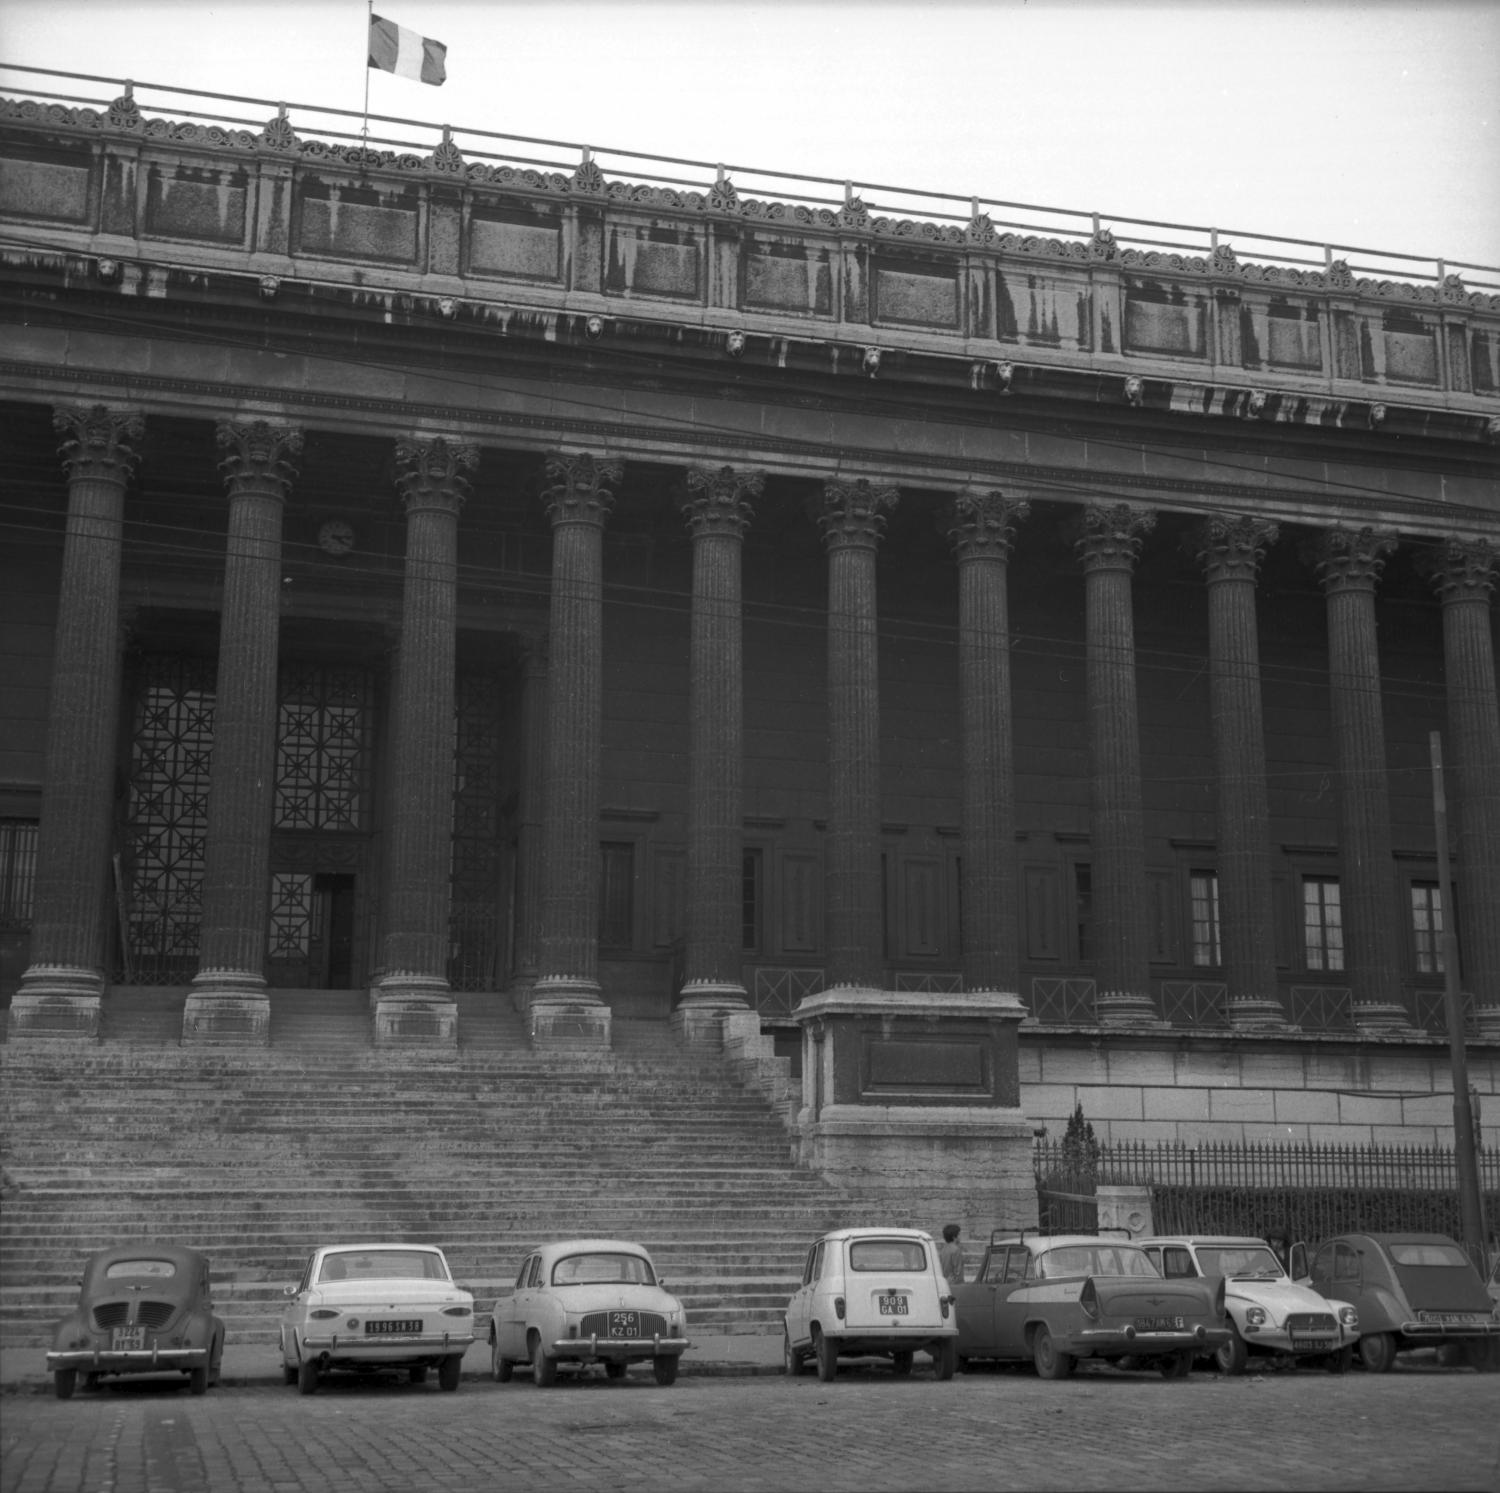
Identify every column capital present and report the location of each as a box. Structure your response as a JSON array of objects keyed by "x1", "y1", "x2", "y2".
[
  {"x1": 1074, "y1": 503, "x2": 1156, "y2": 572},
  {"x1": 1312, "y1": 525, "x2": 1398, "y2": 594},
  {"x1": 393, "y1": 436, "x2": 478, "y2": 516},
  {"x1": 52, "y1": 404, "x2": 145, "y2": 482},
  {"x1": 1420, "y1": 535, "x2": 1497, "y2": 604},
  {"x1": 1194, "y1": 513, "x2": 1280, "y2": 583},
  {"x1": 682, "y1": 464, "x2": 762, "y2": 539},
  {"x1": 542, "y1": 451, "x2": 622, "y2": 527},
  {"x1": 215, "y1": 419, "x2": 303, "y2": 498},
  {"x1": 814, "y1": 476, "x2": 898, "y2": 551},
  {"x1": 948, "y1": 489, "x2": 1030, "y2": 562}
]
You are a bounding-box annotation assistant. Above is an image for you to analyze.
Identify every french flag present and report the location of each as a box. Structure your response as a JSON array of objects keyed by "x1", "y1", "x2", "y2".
[{"x1": 368, "y1": 14, "x2": 447, "y2": 86}]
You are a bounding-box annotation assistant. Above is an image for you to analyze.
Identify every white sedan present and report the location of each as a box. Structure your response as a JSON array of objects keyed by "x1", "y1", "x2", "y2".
[
  {"x1": 279, "y1": 1243, "x2": 474, "y2": 1394},
  {"x1": 490, "y1": 1239, "x2": 690, "y2": 1386}
]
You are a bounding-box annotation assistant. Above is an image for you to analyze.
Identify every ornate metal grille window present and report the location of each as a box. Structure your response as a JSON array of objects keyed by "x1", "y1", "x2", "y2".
[
  {"x1": 448, "y1": 671, "x2": 503, "y2": 990},
  {"x1": 0, "y1": 820, "x2": 37, "y2": 927},
  {"x1": 274, "y1": 666, "x2": 371, "y2": 831},
  {"x1": 120, "y1": 655, "x2": 215, "y2": 981}
]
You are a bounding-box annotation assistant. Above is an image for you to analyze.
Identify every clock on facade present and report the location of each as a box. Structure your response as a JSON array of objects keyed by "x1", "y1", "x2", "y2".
[{"x1": 317, "y1": 520, "x2": 355, "y2": 556}]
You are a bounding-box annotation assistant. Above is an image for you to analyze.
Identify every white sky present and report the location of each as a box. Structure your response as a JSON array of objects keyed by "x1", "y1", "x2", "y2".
[{"x1": 2, "y1": 0, "x2": 1497, "y2": 270}]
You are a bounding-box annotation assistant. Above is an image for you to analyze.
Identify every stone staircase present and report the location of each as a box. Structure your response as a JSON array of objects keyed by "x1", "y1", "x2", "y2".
[{"x1": 0, "y1": 988, "x2": 913, "y2": 1348}]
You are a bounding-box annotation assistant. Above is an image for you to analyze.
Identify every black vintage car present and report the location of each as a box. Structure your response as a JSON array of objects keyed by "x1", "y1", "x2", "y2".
[{"x1": 47, "y1": 1244, "x2": 225, "y2": 1399}]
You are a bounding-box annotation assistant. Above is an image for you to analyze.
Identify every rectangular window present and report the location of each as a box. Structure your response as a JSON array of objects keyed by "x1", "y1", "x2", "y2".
[
  {"x1": 1410, "y1": 881, "x2": 1445, "y2": 975},
  {"x1": 742, "y1": 848, "x2": 763, "y2": 952},
  {"x1": 599, "y1": 842, "x2": 634, "y2": 948},
  {"x1": 1073, "y1": 863, "x2": 1093, "y2": 962},
  {"x1": 1302, "y1": 876, "x2": 1344, "y2": 972},
  {"x1": 0, "y1": 819, "x2": 38, "y2": 926},
  {"x1": 1190, "y1": 871, "x2": 1221, "y2": 967}
]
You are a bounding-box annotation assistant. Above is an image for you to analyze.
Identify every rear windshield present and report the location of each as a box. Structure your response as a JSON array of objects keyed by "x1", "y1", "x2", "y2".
[
  {"x1": 104, "y1": 1260, "x2": 177, "y2": 1280},
  {"x1": 1389, "y1": 1243, "x2": 1470, "y2": 1268},
  {"x1": 1196, "y1": 1246, "x2": 1284, "y2": 1279},
  {"x1": 319, "y1": 1251, "x2": 449, "y2": 1283},
  {"x1": 551, "y1": 1253, "x2": 656, "y2": 1287},
  {"x1": 1040, "y1": 1247, "x2": 1158, "y2": 1279},
  {"x1": 849, "y1": 1239, "x2": 928, "y2": 1272}
]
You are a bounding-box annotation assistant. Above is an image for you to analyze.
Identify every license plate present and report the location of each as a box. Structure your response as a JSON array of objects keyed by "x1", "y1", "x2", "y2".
[
  {"x1": 607, "y1": 1312, "x2": 639, "y2": 1337},
  {"x1": 1134, "y1": 1316, "x2": 1184, "y2": 1331},
  {"x1": 879, "y1": 1296, "x2": 909, "y2": 1316},
  {"x1": 111, "y1": 1328, "x2": 145, "y2": 1351},
  {"x1": 365, "y1": 1319, "x2": 422, "y2": 1335},
  {"x1": 1418, "y1": 1312, "x2": 1481, "y2": 1325},
  {"x1": 1292, "y1": 1338, "x2": 1334, "y2": 1351}
]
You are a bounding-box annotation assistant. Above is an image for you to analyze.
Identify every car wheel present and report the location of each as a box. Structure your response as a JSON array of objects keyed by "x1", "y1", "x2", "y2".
[
  {"x1": 1158, "y1": 1351, "x2": 1194, "y2": 1380},
  {"x1": 1326, "y1": 1346, "x2": 1354, "y2": 1374},
  {"x1": 53, "y1": 1369, "x2": 77, "y2": 1401},
  {"x1": 933, "y1": 1338, "x2": 957, "y2": 1382},
  {"x1": 491, "y1": 1337, "x2": 513, "y2": 1383},
  {"x1": 189, "y1": 1364, "x2": 209, "y2": 1396},
  {"x1": 783, "y1": 1328, "x2": 806, "y2": 1377},
  {"x1": 1032, "y1": 1327, "x2": 1076, "y2": 1381},
  {"x1": 282, "y1": 1364, "x2": 297, "y2": 1386},
  {"x1": 1359, "y1": 1332, "x2": 1396, "y2": 1374},
  {"x1": 408, "y1": 1365, "x2": 429, "y2": 1384},
  {"x1": 652, "y1": 1354, "x2": 679, "y2": 1387},
  {"x1": 605, "y1": 1360, "x2": 628, "y2": 1381},
  {"x1": 1215, "y1": 1325, "x2": 1249, "y2": 1376},
  {"x1": 438, "y1": 1355, "x2": 462, "y2": 1392},
  {"x1": 814, "y1": 1328, "x2": 838, "y2": 1383},
  {"x1": 531, "y1": 1336, "x2": 557, "y2": 1388},
  {"x1": 297, "y1": 1359, "x2": 319, "y2": 1396},
  {"x1": 891, "y1": 1350, "x2": 914, "y2": 1376}
]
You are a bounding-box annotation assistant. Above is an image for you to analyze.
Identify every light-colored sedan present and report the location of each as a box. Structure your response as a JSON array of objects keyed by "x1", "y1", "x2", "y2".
[
  {"x1": 489, "y1": 1239, "x2": 690, "y2": 1386},
  {"x1": 279, "y1": 1243, "x2": 474, "y2": 1394}
]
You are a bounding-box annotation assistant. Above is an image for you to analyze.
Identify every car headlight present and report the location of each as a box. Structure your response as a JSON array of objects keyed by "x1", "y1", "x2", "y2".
[
  {"x1": 1244, "y1": 1307, "x2": 1267, "y2": 1327},
  {"x1": 1338, "y1": 1307, "x2": 1358, "y2": 1328}
]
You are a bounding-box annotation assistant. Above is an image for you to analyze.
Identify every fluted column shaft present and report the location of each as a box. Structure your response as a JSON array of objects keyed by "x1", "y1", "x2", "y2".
[
  {"x1": 12, "y1": 406, "x2": 141, "y2": 1038},
  {"x1": 1316, "y1": 527, "x2": 1411, "y2": 1031},
  {"x1": 1426, "y1": 538, "x2": 1500, "y2": 1038},
  {"x1": 678, "y1": 466, "x2": 760, "y2": 1026},
  {"x1": 1076, "y1": 503, "x2": 1159, "y2": 1025},
  {"x1": 950, "y1": 490, "x2": 1028, "y2": 997},
  {"x1": 533, "y1": 453, "x2": 620, "y2": 1016},
  {"x1": 508, "y1": 645, "x2": 548, "y2": 1006},
  {"x1": 817, "y1": 478, "x2": 898, "y2": 990},
  {"x1": 375, "y1": 437, "x2": 476, "y2": 1006},
  {"x1": 1196, "y1": 516, "x2": 1286, "y2": 1029},
  {"x1": 186, "y1": 421, "x2": 302, "y2": 1039}
]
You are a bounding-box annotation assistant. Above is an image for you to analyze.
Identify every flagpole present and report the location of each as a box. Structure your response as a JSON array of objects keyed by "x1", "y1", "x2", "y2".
[{"x1": 361, "y1": 0, "x2": 373, "y2": 148}]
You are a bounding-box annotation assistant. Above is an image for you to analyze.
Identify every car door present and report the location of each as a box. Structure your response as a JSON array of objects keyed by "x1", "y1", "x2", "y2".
[
  {"x1": 956, "y1": 1247, "x2": 1013, "y2": 1355},
  {"x1": 497, "y1": 1255, "x2": 536, "y2": 1359},
  {"x1": 991, "y1": 1248, "x2": 1036, "y2": 1358},
  {"x1": 786, "y1": 1242, "x2": 820, "y2": 1349}
]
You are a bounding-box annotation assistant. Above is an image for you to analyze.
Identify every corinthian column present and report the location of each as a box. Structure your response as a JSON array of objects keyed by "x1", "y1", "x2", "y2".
[
  {"x1": 184, "y1": 419, "x2": 302, "y2": 1045},
  {"x1": 530, "y1": 451, "x2": 621, "y2": 1047},
  {"x1": 815, "y1": 477, "x2": 898, "y2": 991},
  {"x1": 10, "y1": 406, "x2": 142, "y2": 1040},
  {"x1": 506, "y1": 641, "x2": 548, "y2": 1013},
  {"x1": 1315, "y1": 527, "x2": 1414, "y2": 1032},
  {"x1": 1194, "y1": 515, "x2": 1288, "y2": 1029},
  {"x1": 673, "y1": 464, "x2": 761, "y2": 1044},
  {"x1": 949, "y1": 489, "x2": 1029, "y2": 1001},
  {"x1": 373, "y1": 436, "x2": 477, "y2": 1046},
  {"x1": 1075, "y1": 503, "x2": 1161, "y2": 1025},
  {"x1": 1422, "y1": 537, "x2": 1500, "y2": 1039}
]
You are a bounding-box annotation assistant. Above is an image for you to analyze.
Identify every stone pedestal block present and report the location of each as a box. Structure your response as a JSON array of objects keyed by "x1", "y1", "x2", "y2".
[
  {"x1": 529, "y1": 978, "x2": 612, "y2": 1048},
  {"x1": 181, "y1": 989, "x2": 270, "y2": 1045},
  {"x1": 672, "y1": 982, "x2": 747, "y2": 1046},
  {"x1": 373, "y1": 990, "x2": 458, "y2": 1048},
  {"x1": 5, "y1": 984, "x2": 102, "y2": 1040}
]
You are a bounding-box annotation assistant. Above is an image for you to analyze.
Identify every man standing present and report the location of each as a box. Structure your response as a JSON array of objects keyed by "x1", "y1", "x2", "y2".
[{"x1": 938, "y1": 1223, "x2": 965, "y2": 1286}]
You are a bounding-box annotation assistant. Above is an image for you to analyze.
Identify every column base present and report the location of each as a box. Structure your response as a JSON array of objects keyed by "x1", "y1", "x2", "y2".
[
  {"x1": 7, "y1": 967, "x2": 104, "y2": 1040},
  {"x1": 1095, "y1": 990, "x2": 1169, "y2": 1029},
  {"x1": 1476, "y1": 1005, "x2": 1500, "y2": 1043},
  {"x1": 671, "y1": 982, "x2": 751, "y2": 1046},
  {"x1": 529, "y1": 976, "x2": 611, "y2": 1049},
  {"x1": 183, "y1": 974, "x2": 271, "y2": 1045},
  {"x1": 373, "y1": 974, "x2": 457, "y2": 1046},
  {"x1": 1226, "y1": 998, "x2": 1296, "y2": 1032},
  {"x1": 1352, "y1": 1001, "x2": 1423, "y2": 1037}
]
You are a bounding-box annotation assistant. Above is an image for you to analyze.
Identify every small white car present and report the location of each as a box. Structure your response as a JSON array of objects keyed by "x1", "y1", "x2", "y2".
[
  {"x1": 490, "y1": 1239, "x2": 690, "y2": 1386},
  {"x1": 279, "y1": 1243, "x2": 474, "y2": 1394},
  {"x1": 783, "y1": 1227, "x2": 958, "y2": 1382},
  {"x1": 1141, "y1": 1236, "x2": 1358, "y2": 1374}
]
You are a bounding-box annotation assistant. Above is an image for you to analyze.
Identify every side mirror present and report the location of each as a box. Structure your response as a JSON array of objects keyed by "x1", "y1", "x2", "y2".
[{"x1": 284, "y1": 1285, "x2": 299, "y2": 1298}]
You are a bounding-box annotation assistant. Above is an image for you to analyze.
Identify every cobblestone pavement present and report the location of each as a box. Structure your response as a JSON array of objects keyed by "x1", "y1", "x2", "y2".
[{"x1": 3, "y1": 1360, "x2": 1496, "y2": 1493}]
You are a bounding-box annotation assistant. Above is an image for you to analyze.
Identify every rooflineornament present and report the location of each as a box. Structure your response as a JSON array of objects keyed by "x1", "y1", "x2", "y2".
[
  {"x1": 106, "y1": 87, "x2": 142, "y2": 131},
  {"x1": 709, "y1": 175, "x2": 740, "y2": 213},
  {"x1": 862, "y1": 348, "x2": 881, "y2": 377},
  {"x1": 994, "y1": 361, "x2": 1014, "y2": 395},
  {"x1": 1123, "y1": 376, "x2": 1143, "y2": 407},
  {"x1": 571, "y1": 156, "x2": 607, "y2": 196},
  {"x1": 1369, "y1": 403, "x2": 1386, "y2": 427},
  {"x1": 585, "y1": 316, "x2": 604, "y2": 339},
  {"x1": 725, "y1": 331, "x2": 745, "y2": 358},
  {"x1": 261, "y1": 108, "x2": 298, "y2": 152},
  {"x1": 1440, "y1": 273, "x2": 1469, "y2": 305},
  {"x1": 259, "y1": 276, "x2": 280, "y2": 299},
  {"x1": 430, "y1": 128, "x2": 465, "y2": 174},
  {"x1": 1326, "y1": 259, "x2": 1355, "y2": 291},
  {"x1": 1088, "y1": 227, "x2": 1119, "y2": 261},
  {"x1": 95, "y1": 259, "x2": 120, "y2": 283},
  {"x1": 1210, "y1": 242, "x2": 1239, "y2": 274},
  {"x1": 437, "y1": 298, "x2": 457, "y2": 319},
  {"x1": 1245, "y1": 389, "x2": 1268, "y2": 418}
]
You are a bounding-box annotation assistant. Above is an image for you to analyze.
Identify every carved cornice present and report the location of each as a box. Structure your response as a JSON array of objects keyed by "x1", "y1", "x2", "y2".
[
  {"x1": 541, "y1": 451, "x2": 622, "y2": 528},
  {"x1": 682, "y1": 465, "x2": 761, "y2": 540},
  {"x1": 1194, "y1": 514, "x2": 1280, "y2": 583},
  {"x1": 814, "y1": 477, "x2": 899, "y2": 551},
  {"x1": 1074, "y1": 503, "x2": 1156, "y2": 573},
  {"x1": 1312, "y1": 525, "x2": 1399, "y2": 594},
  {"x1": 393, "y1": 436, "x2": 478, "y2": 516},
  {"x1": 52, "y1": 404, "x2": 144, "y2": 483},
  {"x1": 1419, "y1": 536, "x2": 1498, "y2": 604},
  {"x1": 948, "y1": 489, "x2": 1030, "y2": 562},
  {"x1": 215, "y1": 419, "x2": 303, "y2": 499}
]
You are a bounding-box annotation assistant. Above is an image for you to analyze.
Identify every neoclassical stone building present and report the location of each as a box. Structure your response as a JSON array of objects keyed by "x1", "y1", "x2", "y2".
[{"x1": 1, "y1": 81, "x2": 1497, "y2": 1157}]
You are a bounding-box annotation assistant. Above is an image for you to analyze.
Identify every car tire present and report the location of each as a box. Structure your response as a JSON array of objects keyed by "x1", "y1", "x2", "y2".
[
  {"x1": 652, "y1": 1354, "x2": 679, "y2": 1387},
  {"x1": 531, "y1": 1337, "x2": 557, "y2": 1388},
  {"x1": 783, "y1": 1328, "x2": 806, "y2": 1377},
  {"x1": 891, "y1": 1350, "x2": 914, "y2": 1376},
  {"x1": 1215, "y1": 1326, "x2": 1249, "y2": 1376},
  {"x1": 1326, "y1": 1346, "x2": 1354, "y2": 1374},
  {"x1": 53, "y1": 1369, "x2": 76, "y2": 1401},
  {"x1": 1158, "y1": 1351, "x2": 1194, "y2": 1380},
  {"x1": 605, "y1": 1360, "x2": 628, "y2": 1381},
  {"x1": 297, "y1": 1359, "x2": 319, "y2": 1396},
  {"x1": 282, "y1": 1364, "x2": 297, "y2": 1386},
  {"x1": 1032, "y1": 1327, "x2": 1076, "y2": 1381},
  {"x1": 491, "y1": 1337, "x2": 513, "y2": 1383},
  {"x1": 409, "y1": 1365, "x2": 429, "y2": 1384},
  {"x1": 933, "y1": 1338, "x2": 957, "y2": 1382},
  {"x1": 438, "y1": 1355, "x2": 462, "y2": 1392},
  {"x1": 814, "y1": 1328, "x2": 838, "y2": 1383},
  {"x1": 189, "y1": 1364, "x2": 208, "y2": 1396},
  {"x1": 1359, "y1": 1331, "x2": 1396, "y2": 1374}
]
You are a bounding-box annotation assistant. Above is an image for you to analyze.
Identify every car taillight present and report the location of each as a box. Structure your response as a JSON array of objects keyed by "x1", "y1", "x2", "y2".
[
  {"x1": 1079, "y1": 1280, "x2": 1099, "y2": 1320},
  {"x1": 834, "y1": 1297, "x2": 846, "y2": 1321},
  {"x1": 442, "y1": 1306, "x2": 471, "y2": 1317},
  {"x1": 309, "y1": 1309, "x2": 339, "y2": 1320},
  {"x1": 941, "y1": 1296, "x2": 951, "y2": 1320}
]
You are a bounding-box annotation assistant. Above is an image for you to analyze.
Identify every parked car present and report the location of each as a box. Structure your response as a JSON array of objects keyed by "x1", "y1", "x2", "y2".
[
  {"x1": 490, "y1": 1238, "x2": 690, "y2": 1386},
  {"x1": 1295, "y1": 1232, "x2": 1500, "y2": 1373},
  {"x1": 46, "y1": 1243, "x2": 225, "y2": 1400},
  {"x1": 1140, "y1": 1235, "x2": 1359, "y2": 1374},
  {"x1": 1489, "y1": 1255, "x2": 1500, "y2": 1310},
  {"x1": 783, "y1": 1226, "x2": 958, "y2": 1382},
  {"x1": 952, "y1": 1230, "x2": 1230, "y2": 1379},
  {"x1": 279, "y1": 1243, "x2": 474, "y2": 1394}
]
